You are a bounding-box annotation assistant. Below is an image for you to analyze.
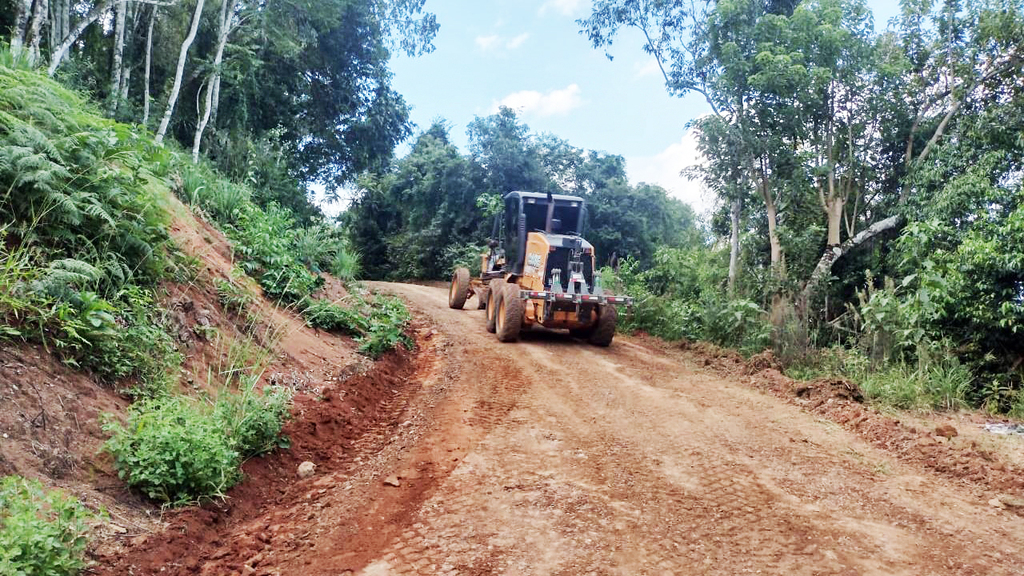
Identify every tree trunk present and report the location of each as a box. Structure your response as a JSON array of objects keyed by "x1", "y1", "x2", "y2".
[
  {"x1": 825, "y1": 196, "x2": 844, "y2": 246},
  {"x1": 142, "y1": 6, "x2": 156, "y2": 127},
  {"x1": 47, "y1": 0, "x2": 115, "y2": 76},
  {"x1": 727, "y1": 197, "x2": 741, "y2": 295},
  {"x1": 156, "y1": 0, "x2": 207, "y2": 145},
  {"x1": 799, "y1": 214, "x2": 902, "y2": 311},
  {"x1": 109, "y1": 0, "x2": 127, "y2": 113},
  {"x1": 764, "y1": 187, "x2": 784, "y2": 279},
  {"x1": 11, "y1": 0, "x2": 33, "y2": 57},
  {"x1": 59, "y1": 0, "x2": 69, "y2": 48},
  {"x1": 26, "y1": 0, "x2": 49, "y2": 65},
  {"x1": 192, "y1": 0, "x2": 236, "y2": 162},
  {"x1": 119, "y1": 65, "x2": 131, "y2": 102}
]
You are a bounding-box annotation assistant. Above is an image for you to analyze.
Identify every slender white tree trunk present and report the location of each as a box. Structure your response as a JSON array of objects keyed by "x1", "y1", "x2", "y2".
[
  {"x1": 142, "y1": 6, "x2": 156, "y2": 126},
  {"x1": 11, "y1": 0, "x2": 34, "y2": 57},
  {"x1": 109, "y1": 0, "x2": 127, "y2": 113},
  {"x1": 192, "y1": 0, "x2": 236, "y2": 162},
  {"x1": 47, "y1": 0, "x2": 115, "y2": 76},
  {"x1": 727, "y1": 197, "x2": 741, "y2": 295},
  {"x1": 26, "y1": 0, "x2": 49, "y2": 65},
  {"x1": 156, "y1": 0, "x2": 206, "y2": 145},
  {"x1": 120, "y1": 65, "x2": 132, "y2": 102}
]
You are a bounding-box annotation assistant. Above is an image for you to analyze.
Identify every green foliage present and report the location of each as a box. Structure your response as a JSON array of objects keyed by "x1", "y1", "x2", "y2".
[
  {"x1": 213, "y1": 377, "x2": 293, "y2": 458},
  {"x1": 359, "y1": 294, "x2": 413, "y2": 359},
  {"x1": 0, "y1": 67, "x2": 181, "y2": 394},
  {"x1": 215, "y1": 278, "x2": 254, "y2": 316},
  {"x1": 300, "y1": 293, "x2": 412, "y2": 359},
  {"x1": 103, "y1": 379, "x2": 292, "y2": 505},
  {"x1": 0, "y1": 476, "x2": 96, "y2": 576},
  {"x1": 103, "y1": 396, "x2": 242, "y2": 505},
  {"x1": 330, "y1": 243, "x2": 362, "y2": 283},
  {"x1": 301, "y1": 298, "x2": 370, "y2": 336},
  {"x1": 789, "y1": 346, "x2": 973, "y2": 412},
  {"x1": 612, "y1": 247, "x2": 770, "y2": 354}
]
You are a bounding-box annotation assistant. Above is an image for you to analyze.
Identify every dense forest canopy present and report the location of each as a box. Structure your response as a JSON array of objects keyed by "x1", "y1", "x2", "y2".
[{"x1": 2, "y1": 0, "x2": 438, "y2": 219}]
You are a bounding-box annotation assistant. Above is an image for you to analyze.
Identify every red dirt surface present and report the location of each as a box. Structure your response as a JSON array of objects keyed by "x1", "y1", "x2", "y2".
[
  {"x1": 643, "y1": 336, "x2": 1024, "y2": 495},
  {"x1": 94, "y1": 283, "x2": 1024, "y2": 575}
]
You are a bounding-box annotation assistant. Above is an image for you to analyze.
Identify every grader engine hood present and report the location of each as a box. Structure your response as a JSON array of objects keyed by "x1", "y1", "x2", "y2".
[{"x1": 541, "y1": 234, "x2": 595, "y2": 293}]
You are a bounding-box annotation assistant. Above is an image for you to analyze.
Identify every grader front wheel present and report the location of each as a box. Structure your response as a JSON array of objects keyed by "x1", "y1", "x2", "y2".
[
  {"x1": 486, "y1": 280, "x2": 505, "y2": 333},
  {"x1": 448, "y1": 267, "x2": 471, "y2": 309}
]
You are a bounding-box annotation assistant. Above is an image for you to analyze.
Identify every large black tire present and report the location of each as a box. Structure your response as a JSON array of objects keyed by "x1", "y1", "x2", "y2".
[
  {"x1": 485, "y1": 280, "x2": 505, "y2": 333},
  {"x1": 476, "y1": 286, "x2": 490, "y2": 310},
  {"x1": 587, "y1": 305, "x2": 617, "y2": 347},
  {"x1": 448, "y1": 267, "x2": 470, "y2": 309},
  {"x1": 495, "y1": 284, "x2": 524, "y2": 342}
]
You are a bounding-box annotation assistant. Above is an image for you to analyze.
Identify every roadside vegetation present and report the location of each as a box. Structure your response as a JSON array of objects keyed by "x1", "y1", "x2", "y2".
[
  {"x1": 579, "y1": 0, "x2": 1024, "y2": 417},
  {"x1": 0, "y1": 0, "x2": 419, "y2": 559}
]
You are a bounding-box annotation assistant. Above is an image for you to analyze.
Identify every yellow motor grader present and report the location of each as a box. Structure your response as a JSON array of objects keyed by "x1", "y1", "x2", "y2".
[{"x1": 448, "y1": 191, "x2": 632, "y2": 345}]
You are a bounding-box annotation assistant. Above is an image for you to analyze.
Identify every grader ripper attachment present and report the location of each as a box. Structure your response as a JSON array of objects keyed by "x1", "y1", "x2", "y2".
[{"x1": 447, "y1": 191, "x2": 633, "y2": 346}]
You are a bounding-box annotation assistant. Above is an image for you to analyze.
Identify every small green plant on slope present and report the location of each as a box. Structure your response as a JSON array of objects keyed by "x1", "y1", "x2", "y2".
[
  {"x1": 300, "y1": 294, "x2": 411, "y2": 359},
  {"x1": 360, "y1": 294, "x2": 413, "y2": 359},
  {"x1": 103, "y1": 380, "x2": 293, "y2": 505},
  {"x1": 103, "y1": 396, "x2": 242, "y2": 505},
  {"x1": 0, "y1": 475, "x2": 96, "y2": 576},
  {"x1": 301, "y1": 297, "x2": 370, "y2": 335},
  {"x1": 214, "y1": 376, "x2": 293, "y2": 458}
]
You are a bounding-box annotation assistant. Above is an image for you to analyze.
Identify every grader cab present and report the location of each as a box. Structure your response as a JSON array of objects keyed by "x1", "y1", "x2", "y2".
[{"x1": 448, "y1": 191, "x2": 632, "y2": 345}]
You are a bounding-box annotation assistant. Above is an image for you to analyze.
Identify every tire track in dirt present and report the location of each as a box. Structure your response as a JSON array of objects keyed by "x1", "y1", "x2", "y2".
[
  {"x1": 364, "y1": 283, "x2": 1024, "y2": 576},
  {"x1": 99, "y1": 283, "x2": 1024, "y2": 575}
]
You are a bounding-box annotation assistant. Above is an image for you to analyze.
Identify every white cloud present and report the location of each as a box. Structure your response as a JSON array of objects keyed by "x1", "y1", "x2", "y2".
[
  {"x1": 539, "y1": 0, "x2": 584, "y2": 16},
  {"x1": 476, "y1": 32, "x2": 530, "y2": 52},
  {"x1": 475, "y1": 35, "x2": 500, "y2": 51},
  {"x1": 633, "y1": 59, "x2": 661, "y2": 80},
  {"x1": 506, "y1": 33, "x2": 530, "y2": 50},
  {"x1": 494, "y1": 84, "x2": 583, "y2": 117},
  {"x1": 626, "y1": 129, "x2": 713, "y2": 215}
]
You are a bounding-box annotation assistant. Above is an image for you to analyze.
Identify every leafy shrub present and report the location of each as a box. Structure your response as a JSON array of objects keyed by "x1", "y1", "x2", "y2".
[
  {"x1": 302, "y1": 298, "x2": 369, "y2": 335},
  {"x1": 610, "y1": 252, "x2": 770, "y2": 353},
  {"x1": 214, "y1": 377, "x2": 293, "y2": 458},
  {"x1": 0, "y1": 475, "x2": 96, "y2": 576},
  {"x1": 103, "y1": 396, "x2": 242, "y2": 505},
  {"x1": 300, "y1": 294, "x2": 411, "y2": 358},
  {"x1": 229, "y1": 203, "x2": 322, "y2": 303},
  {"x1": 215, "y1": 278, "x2": 253, "y2": 316},
  {"x1": 700, "y1": 297, "x2": 771, "y2": 354},
  {"x1": 442, "y1": 243, "x2": 486, "y2": 278},
  {"x1": 103, "y1": 378, "x2": 293, "y2": 504},
  {"x1": 360, "y1": 294, "x2": 413, "y2": 359}
]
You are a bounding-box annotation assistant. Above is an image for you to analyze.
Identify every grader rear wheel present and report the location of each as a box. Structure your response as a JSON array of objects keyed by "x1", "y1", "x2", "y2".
[
  {"x1": 587, "y1": 304, "x2": 617, "y2": 347},
  {"x1": 476, "y1": 286, "x2": 490, "y2": 310},
  {"x1": 448, "y1": 267, "x2": 471, "y2": 309},
  {"x1": 496, "y1": 284, "x2": 524, "y2": 343}
]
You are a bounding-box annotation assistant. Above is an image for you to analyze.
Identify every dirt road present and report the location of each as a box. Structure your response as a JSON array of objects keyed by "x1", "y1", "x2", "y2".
[
  {"x1": 357, "y1": 283, "x2": 1024, "y2": 576},
  {"x1": 104, "y1": 282, "x2": 1024, "y2": 575}
]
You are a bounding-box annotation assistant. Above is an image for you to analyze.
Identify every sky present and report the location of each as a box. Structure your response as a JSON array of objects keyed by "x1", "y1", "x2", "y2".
[{"x1": 378, "y1": 0, "x2": 904, "y2": 218}]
